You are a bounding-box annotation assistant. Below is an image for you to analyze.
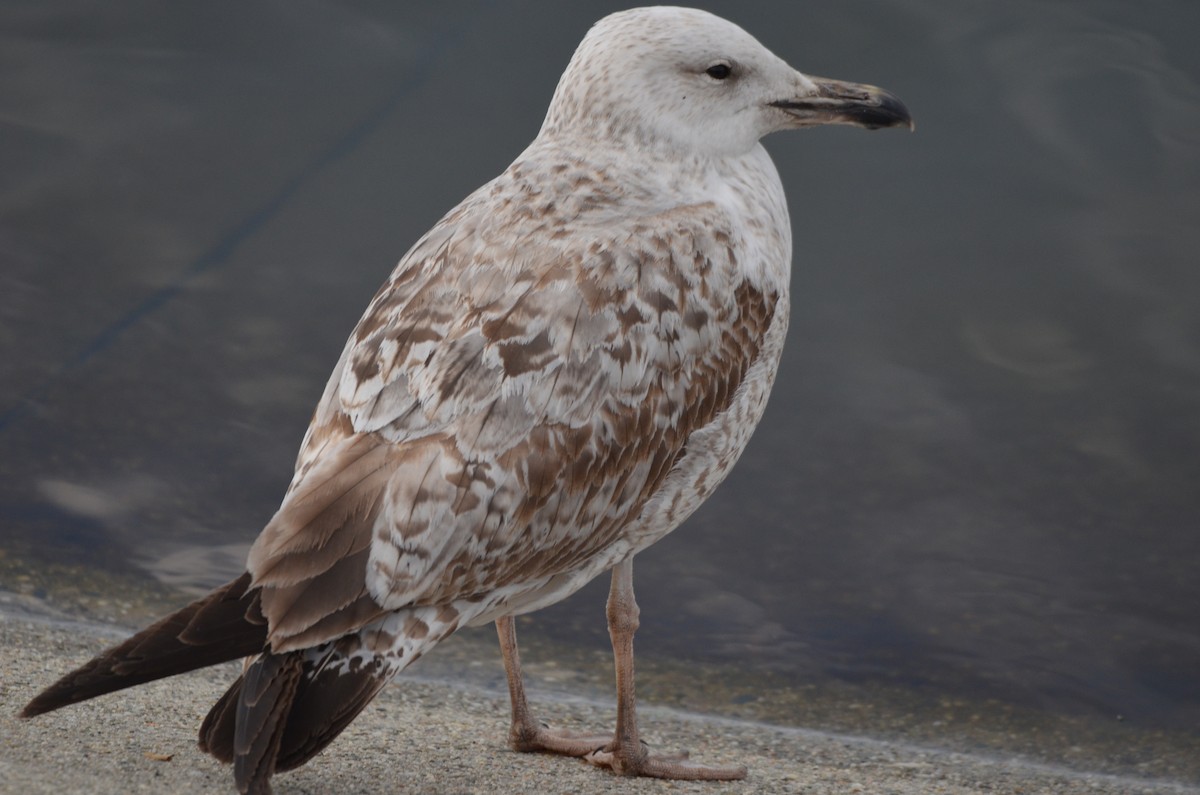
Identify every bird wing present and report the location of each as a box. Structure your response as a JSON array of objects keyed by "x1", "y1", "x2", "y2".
[{"x1": 246, "y1": 196, "x2": 779, "y2": 652}]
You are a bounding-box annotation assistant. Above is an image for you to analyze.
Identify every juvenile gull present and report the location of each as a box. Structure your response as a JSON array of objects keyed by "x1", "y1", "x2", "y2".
[{"x1": 21, "y1": 7, "x2": 912, "y2": 793}]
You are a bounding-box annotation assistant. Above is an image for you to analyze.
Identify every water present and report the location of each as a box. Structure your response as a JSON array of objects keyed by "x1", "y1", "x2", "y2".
[{"x1": 1, "y1": 0, "x2": 1198, "y2": 765}]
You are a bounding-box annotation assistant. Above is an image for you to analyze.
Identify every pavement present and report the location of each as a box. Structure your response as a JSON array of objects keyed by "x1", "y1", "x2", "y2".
[{"x1": 3, "y1": 614, "x2": 1197, "y2": 795}]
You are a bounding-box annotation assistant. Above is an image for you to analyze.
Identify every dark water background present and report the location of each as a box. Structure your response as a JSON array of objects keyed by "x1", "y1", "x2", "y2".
[{"x1": 2, "y1": 0, "x2": 1198, "y2": 754}]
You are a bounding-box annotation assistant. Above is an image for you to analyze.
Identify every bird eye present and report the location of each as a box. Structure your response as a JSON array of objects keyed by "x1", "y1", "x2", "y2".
[{"x1": 705, "y1": 62, "x2": 733, "y2": 80}]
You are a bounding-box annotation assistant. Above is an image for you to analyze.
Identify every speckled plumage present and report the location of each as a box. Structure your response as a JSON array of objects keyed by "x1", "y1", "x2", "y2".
[
  {"x1": 23, "y1": 7, "x2": 912, "y2": 793},
  {"x1": 248, "y1": 142, "x2": 791, "y2": 654}
]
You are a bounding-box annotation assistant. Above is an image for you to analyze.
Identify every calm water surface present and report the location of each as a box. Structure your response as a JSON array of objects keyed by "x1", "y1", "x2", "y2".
[{"x1": 1, "y1": 0, "x2": 1198, "y2": 753}]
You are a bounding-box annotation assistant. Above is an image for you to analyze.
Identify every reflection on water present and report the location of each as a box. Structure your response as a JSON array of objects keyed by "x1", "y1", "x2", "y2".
[{"x1": 1, "y1": 0, "x2": 1197, "y2": 760}]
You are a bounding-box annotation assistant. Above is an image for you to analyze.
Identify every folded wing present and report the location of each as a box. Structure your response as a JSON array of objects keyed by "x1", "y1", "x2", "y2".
[{"x1": 247, "y1": 201, "x2": 778, "y2": 653}]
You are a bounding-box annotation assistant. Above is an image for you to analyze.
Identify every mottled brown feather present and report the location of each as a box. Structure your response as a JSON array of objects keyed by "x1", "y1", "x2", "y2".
[
  {"x1": 275, "y1": 592, "x2": 386, "y2": 650},
  {"x1": 249, "y1": 434, "x2": 391, "y2": 585}
]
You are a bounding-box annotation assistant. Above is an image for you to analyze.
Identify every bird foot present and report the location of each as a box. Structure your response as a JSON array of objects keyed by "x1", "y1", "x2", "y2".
[
  {"x1": 585, "y1": 744, "x2": 747, "y2": 780},
  {"x1": 508, "y1": 721, "x2": 612, "y2": 757}
]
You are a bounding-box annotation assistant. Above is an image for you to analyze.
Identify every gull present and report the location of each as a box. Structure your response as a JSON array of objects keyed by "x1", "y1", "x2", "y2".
[{"x1": 21, "y1": 7, "x2": 912, "y2": 793}]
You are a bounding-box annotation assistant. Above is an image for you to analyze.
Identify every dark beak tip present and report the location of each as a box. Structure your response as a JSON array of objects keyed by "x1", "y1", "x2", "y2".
[{"x1": 870, "y1": 93, "x2": 915, "y2": 132}]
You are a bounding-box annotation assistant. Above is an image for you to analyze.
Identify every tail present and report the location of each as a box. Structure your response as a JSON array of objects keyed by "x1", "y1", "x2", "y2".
[
  {"x1": 199, "y1": 605, "x2": 463, "y2": 795},
  {"x1": 21, "y1": 572, "x2": 266, "y2": 717},
  {"x1": 23, "y1": 576, "x2": 461, "y2": 795},
  {"x1": 20, "y1": 571, "x2": 393, "y2": 795},
  {"x1": 197, "y1": 641, "x2": 395, "y2": 794}
]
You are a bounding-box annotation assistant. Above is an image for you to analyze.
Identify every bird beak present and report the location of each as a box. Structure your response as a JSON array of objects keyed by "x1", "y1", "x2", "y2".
[{"x1": 771, "y1": 77, "x2": 914, "y2": 131}]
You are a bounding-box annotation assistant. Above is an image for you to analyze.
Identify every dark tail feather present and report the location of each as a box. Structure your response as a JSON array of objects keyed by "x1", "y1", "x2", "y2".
[
  {"x1": 275, "y1": 651, "x2": 391, "y2": 771},
  {"x1": 199, "y1": 639, "x2": 394, "y2": 794},
  {"x1": 233, "y1": 652, "x2": 304, "y2": 795},
  {"x1": 20, "y1": 572, "x2": 266, "y2": 718},
  {"x1": 198, "y1": 671, "x2": 243, "y2": 761}
]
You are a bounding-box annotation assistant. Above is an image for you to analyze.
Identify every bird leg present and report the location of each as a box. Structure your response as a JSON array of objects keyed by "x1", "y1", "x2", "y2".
[
  {"x1": 583, "y1": 557, "x2": 747, "y2": 780},
  {"x1": 496, "y1": 614, "x2": 611, "y2": 756}
]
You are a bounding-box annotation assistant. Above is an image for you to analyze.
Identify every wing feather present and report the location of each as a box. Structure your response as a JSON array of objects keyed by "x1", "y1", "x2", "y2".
[{"x1": 248, "y1": 188, "x2": 778, "y2": 651}]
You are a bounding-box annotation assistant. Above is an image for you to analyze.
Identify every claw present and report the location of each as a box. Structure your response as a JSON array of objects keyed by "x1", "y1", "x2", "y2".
[
  {"x1": 585, "y1": 743, "x2": 746, "y2": 780},
  {"x1": 508, "y1": 723, "x2": 613, "y2": 757}
]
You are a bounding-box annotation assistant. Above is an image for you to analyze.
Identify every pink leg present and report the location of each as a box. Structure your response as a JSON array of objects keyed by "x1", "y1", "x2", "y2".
[
  {"x1": 584, "y1": 558, "x2": 747, "y2": 780},
  {"x1": 496, "y1": 614, "x2": 611, "y2": 756}
]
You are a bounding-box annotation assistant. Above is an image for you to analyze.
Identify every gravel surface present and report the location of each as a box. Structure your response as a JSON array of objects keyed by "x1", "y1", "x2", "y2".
[{"x1": 3, "y1": 616, "x2": 1197, "y2": 795}]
